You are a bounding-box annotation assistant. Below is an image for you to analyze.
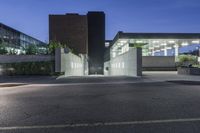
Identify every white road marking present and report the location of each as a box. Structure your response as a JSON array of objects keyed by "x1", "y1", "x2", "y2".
[
  {"x1": 0, "y1": 82, "x2": 145, "y2": 89},
  {"x1": 22, "y1": 81, "x2": 157, "y2": 87},
  {"x1": 1, "y1": 117, "x2": 200, "y2": 130}
]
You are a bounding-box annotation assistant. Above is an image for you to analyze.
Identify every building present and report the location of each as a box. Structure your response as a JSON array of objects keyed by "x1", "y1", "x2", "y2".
[
  {"x1": 103, "y1": 32, "x2": 200, "y2": 76},
  {"x1": 87, "y1": 12, "x2": 105, "y2": 74},
  {"x1": 49, "y1": 12, "x2": 105, "y2": 75},
  {"x1": 49, "y1": 13, "x2": 88, "y2": 55},
  {"x1": 50, "y1": 11, "x2": 200, "y2": 77},
  {"x1": 0, "y1": 22, "x2": 47, "y2": 54},
  {"x1": 109, "y1": 32, "x2": 200, "y2": 58}
]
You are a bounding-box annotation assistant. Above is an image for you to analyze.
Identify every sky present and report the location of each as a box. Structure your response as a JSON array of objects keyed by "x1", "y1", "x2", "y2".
[{"x1": 0, "y1": 0, "x2": 200, "y2": 42}]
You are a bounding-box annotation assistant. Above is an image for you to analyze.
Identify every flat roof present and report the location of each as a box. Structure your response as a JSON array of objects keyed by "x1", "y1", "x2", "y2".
[
  {"x1": 0, "y1": 22, "x2": 46, "y2": 44},
  {"x1": 112, "y1": 31, "x2": 200, "y2": 46}
]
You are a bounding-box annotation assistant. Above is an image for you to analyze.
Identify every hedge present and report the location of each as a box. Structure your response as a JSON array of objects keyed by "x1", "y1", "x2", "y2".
[{"x1": 0, "y1": 61, "x2": 55, "y2": 75}]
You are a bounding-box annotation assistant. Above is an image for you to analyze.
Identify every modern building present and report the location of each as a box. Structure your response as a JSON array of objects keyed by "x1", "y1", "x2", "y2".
[
  {"x1": 87, "y1": 12, "x2": 105, "y2": 74},
  {"x1": 49, "y1": 13, "x2": 88, "y2": 54},
  {"x1": 0, "y1": 22, "x2": 47, "y2": 54},
  {"x1": 103, "y1": 32, "x2": 200, "y2": 76},
  {"x1": 50, "y1": 11, "x2": 200, "y2": 77},
  {"x1": 109, "y1": 32, "x2": 200, "y2": 59},
  {"x1": 49, "y1": 12, "x2": 105, "y2": 75}
]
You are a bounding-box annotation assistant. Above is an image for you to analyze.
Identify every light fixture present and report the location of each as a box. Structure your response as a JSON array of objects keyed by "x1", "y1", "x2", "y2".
[
  {"x1": 192, "y1": 40, "x2": 200, "y2": 44},
  {"x1": 166, "y1": 47, "x2": 172, "y2": 49},
  {"x1": 119, "y1": 40, "x2": 128, "y2": 43},
  {"x1": 161, "y1": 43, "x2": 167, "y2": 46},
  {"x1": 181, "y1": 42, "x2": 188, "y2": 46},
  {"x1": 136, "y1": 40, "x2": 143, "y2": 43},
  {"x1": 169, "y1": 40, "x2": 175, "y2": 43},
  {"x1": 152, "y1": 40, "x2": 159, "y2": 43}
]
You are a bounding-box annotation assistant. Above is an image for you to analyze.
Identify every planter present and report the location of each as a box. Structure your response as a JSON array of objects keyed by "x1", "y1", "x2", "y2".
[{"x1": 178, "y1": 67, "x2": 200, "y2": 75}]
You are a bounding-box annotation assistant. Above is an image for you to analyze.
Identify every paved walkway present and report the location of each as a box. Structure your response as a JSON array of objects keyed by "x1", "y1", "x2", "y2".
[{"x1": 0, "y1": 71, "x2": 200, "y2": 86}]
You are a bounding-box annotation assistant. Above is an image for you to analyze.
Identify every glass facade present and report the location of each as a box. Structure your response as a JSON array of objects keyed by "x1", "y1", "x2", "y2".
[
  {"x1": 0, "y1": 23, "x2": 20, "y2": 48},
  {"x1": 109, "y1": 32, "x2": 200, "y2": 58},
  {"x1": 107, "y1": 32, "x2": 200, "y2": 58},
  {"x1": 0, "y1": 23, "x2": 47, "y2": 54}
]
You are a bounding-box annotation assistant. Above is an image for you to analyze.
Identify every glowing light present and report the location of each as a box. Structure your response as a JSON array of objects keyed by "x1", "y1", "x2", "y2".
[
  {"x1": 161, "y1": 43, "x2": 167, "y2": 46},
  {"x1": 152, "y1": 40, "x2": 159, "y2": 43},
  {"x1": 169, "y1": 41, "x2": 175, "y2": 43},
  {"x1": 136, "y1": 40, "x2": 143, "y2": 43},
  {"x1": 119, "y1": 40, "x2": 128, "y2": 43},
  {"x1": 166, "y1": 47, "x2": 172, "y2": 49},
  {"x1": 192, "y1": 40, "x2": 200, "y2": 44},
  {"x1": 181, "y1": 42, "x2": 188, "y2": 46}
]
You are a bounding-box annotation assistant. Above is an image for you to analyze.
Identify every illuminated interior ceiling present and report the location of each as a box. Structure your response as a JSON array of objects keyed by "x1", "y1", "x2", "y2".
[
  {"x1": 110, "y1": 32, "x2": 200, "y2": 57},
  {"x1": 111, "y1": 38, "x2": 200, "y2": 57}
]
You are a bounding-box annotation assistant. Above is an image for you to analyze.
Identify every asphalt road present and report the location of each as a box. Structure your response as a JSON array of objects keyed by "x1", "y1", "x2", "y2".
[{"x1": 1, "y1": 75, "x2": 200, "y2": 132}]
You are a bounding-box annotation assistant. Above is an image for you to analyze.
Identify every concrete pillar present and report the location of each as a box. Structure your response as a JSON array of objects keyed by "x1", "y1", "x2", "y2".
[
  {"x1": 174, "y1": 44, "x2": 179, "y2": 62},
  {"x1": 152, "y1": 51, "x2": 155, "y2": 56},
  {"x1": 136, "y1": 48, "x2": 142, "y2": 76},
  {"x1": 164, "y1": 48, "x2": 167, "y2": 56},
  {"x1": 55, "y1": 48, "x2": 62, "y2": 72}
]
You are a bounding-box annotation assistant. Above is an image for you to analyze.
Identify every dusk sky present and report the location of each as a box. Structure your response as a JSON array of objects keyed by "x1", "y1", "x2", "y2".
[{"x1": 0, "y1": 0, "x2": 200, "y2": 42}]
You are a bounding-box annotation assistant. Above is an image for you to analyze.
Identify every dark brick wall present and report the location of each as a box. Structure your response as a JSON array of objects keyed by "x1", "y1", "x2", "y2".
[{"x1": 49, "y1": 14, "x2": 88, "y2": 54}]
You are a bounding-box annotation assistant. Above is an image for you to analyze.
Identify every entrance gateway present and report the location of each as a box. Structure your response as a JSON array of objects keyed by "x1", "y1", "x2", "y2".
[
  {"x1": 49, "y1": 12, "x2": 200, "y2": 77},
  {"x1": 55, "y1": 47, "x2": 142, "y2": 77}
]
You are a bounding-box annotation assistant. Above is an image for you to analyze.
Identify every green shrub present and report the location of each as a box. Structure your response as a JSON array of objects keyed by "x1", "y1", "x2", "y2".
[
  {"x1": 8, "y1": 48, "x2": 18, "y2": 55},
  {"x1": 0, "y1": 42, "x2": 8, "y2": 54},
  {"x1": 177, "y1": 55, "x2": 198, "y2": 67},
  {"x1": 1, "y1": 61, "x2": 55, "y2": 75},
  {"x1": 24, "y1": 45, "x2": 38, "y2": 55},
  {"x1": 48, "y1": 41, "x2": 62, "y2": 55},
  {"x1": 129, "y1": 43, "x2": 147, "y2": 48},
  {"x1": 48, "y1": 41, "x2": 72, "y2": 55}
]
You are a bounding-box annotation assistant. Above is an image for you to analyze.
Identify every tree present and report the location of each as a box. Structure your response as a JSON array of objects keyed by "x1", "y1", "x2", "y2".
[
  {"x1": 48, "y1": 41, "x2": 62, "y2": 55},
  {"x1": 0, "y1": 42, "x2": 8, "y2": 55},
  {"x1": 24, "y1": 45, "x2": 38, "y2": 55},
  {"x1": 177, "y1": 55, "x2": 198, "y2": 67},
  {"x1": 8, "y1": 48, "x2": 18, "y2": 55}
]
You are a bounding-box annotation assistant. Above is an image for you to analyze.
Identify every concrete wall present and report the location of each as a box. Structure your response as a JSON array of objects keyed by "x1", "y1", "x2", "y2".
[
  {"x1": 178, "y1": 68, "x2": 200, "y2": 75},
  {"x1": 0, "y1": 55, "x2": 54, "y2": 63},
  {"x1": 104, "y1": 61, "x2": 110, "y2": 76},
  {"x1": 142, "y1": 56, "x2": 176, "y2": 70},
  {"x1": 55, "y1": 48, "x2": 88, "y2": 76},
  {"x1": 104, "y1": 48, "x2": 142, "y2": 77}
]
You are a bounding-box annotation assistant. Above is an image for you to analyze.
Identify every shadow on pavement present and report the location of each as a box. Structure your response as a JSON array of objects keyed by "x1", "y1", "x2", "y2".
[{"x1": 167, "y1": 80, "x2": 200, "y2": 85}]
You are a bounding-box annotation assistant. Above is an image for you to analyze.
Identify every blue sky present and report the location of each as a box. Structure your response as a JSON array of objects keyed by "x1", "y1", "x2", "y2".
[{"x1": 0, "y1": 0, "x2": 200, "y2": 42}]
